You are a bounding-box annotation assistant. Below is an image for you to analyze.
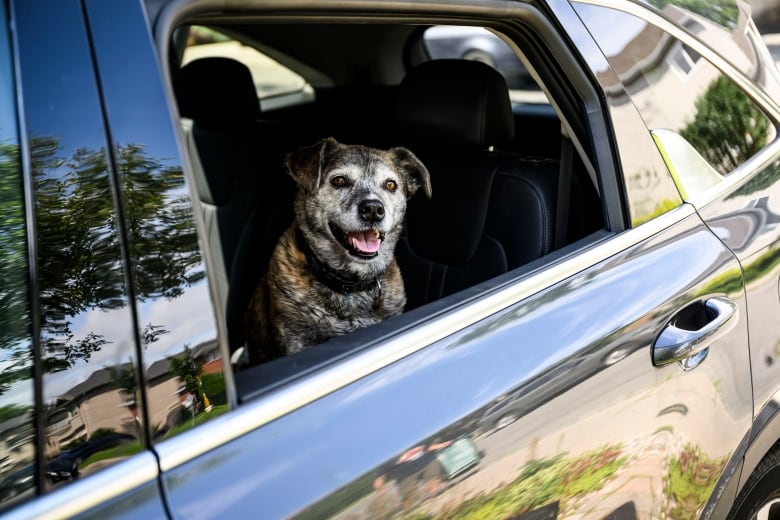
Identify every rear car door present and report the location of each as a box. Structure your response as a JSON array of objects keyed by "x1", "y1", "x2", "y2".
[
  {"x1": 2, "y1": 0, "x2": 168, "y2": 517},
  {"x1": 2, "y1": 0, "x2": 229, "y2": 517},
  {"x1": 571, "y1": 0, "x2": 780, "y2": 511},
  {"x1": 148, "y1": 1, "x2": 753, "y2": 518}
]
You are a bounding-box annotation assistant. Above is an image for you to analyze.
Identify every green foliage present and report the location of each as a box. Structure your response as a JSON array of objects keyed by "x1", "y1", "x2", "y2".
[
  {"x1": 88, "y1": 428, "x2": 120, "y2": 440},
  {"x1": 169, "y1": 345, "x2": 205, "y2": 409},
  {"x1": 0, "y1": 136, "x2": 204, "y2": 394},
  {"x1": 664, "y1": 444, "x2": 726, "y2": 519},
  {"x1": 80, "y1": 440, "x2": 143, "y2": 469},
  {"x1": 681, "y1": 76, "x2": 770, "y2": 175},
  {"x1": 201, "y1": 372, "x2": 227, "y2": 406},
  {"x1": 162, "y1": 404, "x2": 229, "y2": 438},
  {"x1": 647, "y1": 0, "x2": 739, "y2": 29},
  {"x1": 0, "y1": 141, "x2": 33, "y2": 395},
  {"x1": 419, "y1": 445, "x2": 626, "y2": 519},
  {"x1": 0, "y1": 404, "x2": 32, "y2": 423}
]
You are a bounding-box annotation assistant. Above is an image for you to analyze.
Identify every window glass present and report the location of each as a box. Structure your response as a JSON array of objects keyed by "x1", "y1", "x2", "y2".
[
  {"x1": 574, "y1": 3, "x2": 775, "y2": 181},
  {"x1": 84, "y1": 0, "x2": 228, "y2": 441},
  {"x1": 643, "y1": 0, "x2": 780, "y2": 104},
  {"x1": 422, "y1": 26, "x2": 547, "y2": 105},
  {"x1": 14, "y1": 0, "x2": 143, "y2": 491},
  {"x1": 559, "y1": 10, "x2": 682, "y2": 226},
  {"x1": 182, "y1": 26, "x2": 314, "y2": 111},
  {"x1": 0, "y1": 2, "x2": 35, "y2": 509}
]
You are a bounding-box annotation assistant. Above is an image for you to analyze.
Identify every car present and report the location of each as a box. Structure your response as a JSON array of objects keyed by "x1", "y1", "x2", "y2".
[
  {"x1": 45, "y1": 433, "x2": 136, "y2": 483},
  {"x1": 0, "y1": 0, "x2": 779, "y2": 519},
  {"x1": 0, "y1": 465, "x2": 33, "y2": 502}
]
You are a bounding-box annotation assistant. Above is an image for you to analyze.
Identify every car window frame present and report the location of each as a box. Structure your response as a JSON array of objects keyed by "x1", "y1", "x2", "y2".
[
  {"x1": 571, "y1": 0, "x2": 780, "y2": 212},
  {"x1": 144, "y1": 0, "x2": 646, "y2": 473}
]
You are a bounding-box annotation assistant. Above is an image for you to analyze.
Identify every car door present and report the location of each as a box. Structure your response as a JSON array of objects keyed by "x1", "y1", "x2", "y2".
[
  {"x1": 570, "y1": 0, "x2": 780, "y2": 512},
  {"x1": 1, "y1": 0, "x2": 169, "y2": 517},
  {"x1": 147, "y1": 2, "x2": 752, "y2": 519}
]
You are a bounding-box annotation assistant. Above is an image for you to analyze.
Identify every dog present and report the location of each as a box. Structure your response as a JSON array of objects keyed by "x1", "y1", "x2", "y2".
[{"x1": 245, "y1": 137, "x2": 431, "y2": 362}]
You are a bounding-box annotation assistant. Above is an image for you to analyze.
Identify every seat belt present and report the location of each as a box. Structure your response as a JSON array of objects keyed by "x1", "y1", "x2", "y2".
[{"x1": 555, "y1": 129, "x2": 573, "y2": 250}]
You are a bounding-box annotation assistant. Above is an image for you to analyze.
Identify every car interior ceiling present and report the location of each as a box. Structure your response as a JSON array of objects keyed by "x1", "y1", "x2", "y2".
[{"x1": 169, "y1": 18, "x2": 605, "y2": 390}]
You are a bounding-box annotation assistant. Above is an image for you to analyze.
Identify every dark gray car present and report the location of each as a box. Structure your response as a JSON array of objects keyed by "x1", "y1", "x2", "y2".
[{"x1": 1, "y1": 0, "x2": 780, "y2": 519}]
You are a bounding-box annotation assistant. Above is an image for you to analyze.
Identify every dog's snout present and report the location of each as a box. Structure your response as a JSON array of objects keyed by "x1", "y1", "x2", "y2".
[{"x1": 359, "y1": 199, "x2": 385, "y2": 223}]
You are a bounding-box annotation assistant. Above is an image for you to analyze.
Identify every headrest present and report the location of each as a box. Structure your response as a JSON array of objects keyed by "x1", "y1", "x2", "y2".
[
  {"x1": 177, "y1": 57, "x2": 261, "y2": 125},
  {"x1": 397, "y1": 60, "x2": 514, "y2": 149},
  {"x1": 405, "y1": 153, "x2": 498, "y2": 264}
]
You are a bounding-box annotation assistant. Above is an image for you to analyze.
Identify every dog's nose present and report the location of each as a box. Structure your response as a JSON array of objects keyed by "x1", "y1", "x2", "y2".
[{"x1": 359, "y1": 199, "x2": 385, "y2": 222}]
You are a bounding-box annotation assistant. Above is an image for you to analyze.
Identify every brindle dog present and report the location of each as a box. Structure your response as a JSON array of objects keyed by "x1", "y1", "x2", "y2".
[{"x1": 245, "y1": 137, "x2": 431, "y2": 361}]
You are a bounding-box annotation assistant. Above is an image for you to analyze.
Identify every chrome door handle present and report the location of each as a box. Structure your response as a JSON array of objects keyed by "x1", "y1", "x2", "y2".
[{"x1": 653, "y1": 296, "x2": 738, "y2": 370}]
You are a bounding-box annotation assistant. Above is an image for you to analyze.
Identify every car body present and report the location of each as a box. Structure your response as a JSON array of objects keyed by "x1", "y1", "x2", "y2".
[{"x1": 1, "y1": 0, "x2": 780, "y2": 519}]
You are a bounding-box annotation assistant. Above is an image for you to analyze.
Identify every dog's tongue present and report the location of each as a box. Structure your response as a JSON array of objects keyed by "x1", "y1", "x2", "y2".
[{"x1": 349, "y1": 230, "x2": 381, "y2": 254}]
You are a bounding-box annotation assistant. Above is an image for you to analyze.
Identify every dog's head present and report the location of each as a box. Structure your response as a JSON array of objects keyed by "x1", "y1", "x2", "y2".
[{"x1": 285, "y1": 137, "x2": 431, "y2": 278}]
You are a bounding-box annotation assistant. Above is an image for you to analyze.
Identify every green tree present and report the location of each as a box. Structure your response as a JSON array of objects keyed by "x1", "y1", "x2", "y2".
[
  {"x1": 0, "y1": 136, "x2": 203, "y2": 394},
  {"x1": 0, "y1": 141, "x2": 33, "y2": 395},
  {"x1": 681, "y1": 76, "x2": 770, "y2": 175},
  {"x1": 169, "y1": 345, "x2": 205, "y2": 412}
]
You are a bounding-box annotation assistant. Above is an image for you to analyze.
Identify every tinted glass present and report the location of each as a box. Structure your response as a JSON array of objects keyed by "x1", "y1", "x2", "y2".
[
  {"x1": 0, "y1": 1, "x2": 35, "y2": 509},
  {"x1": 85, "y1": 0, "x2": 227, "y2": 438},
  {"x1": 644, "y1": 0, "x2": 780, "y2": 102},
  {"x1": 182, "y1": 25, "x2": 314, "y2": 111},
  {"x1": 575, "y1": 3, "x2": 775, "y2": 177},
  {"x1": 423, "y1": 26, "x2": 541, "y2": 95},
  {"x1": 563, "y1": 5, "x2": 682, "y2": 226},
  {"x1": 14, "y1": 0, "x2": 142, "y2": 490}
]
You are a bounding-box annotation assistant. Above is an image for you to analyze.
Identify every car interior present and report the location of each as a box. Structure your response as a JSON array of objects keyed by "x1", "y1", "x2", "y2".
[{"x1": 166, "y1": 17, "x2": 608, "y2": 398}]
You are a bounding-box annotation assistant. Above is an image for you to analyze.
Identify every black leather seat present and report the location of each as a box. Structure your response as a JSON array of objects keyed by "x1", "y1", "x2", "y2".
[
  {"x1": 176, "y1": 57, "x2": 295, "y2": 350},
  {"x1": 395, "y1": 59, "x2": 560, "y2": 310}
]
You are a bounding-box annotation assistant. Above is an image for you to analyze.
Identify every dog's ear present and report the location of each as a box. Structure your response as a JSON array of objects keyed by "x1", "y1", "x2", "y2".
[
  {"x1": 388, "y1": 147, "x2": 432, "y2": 199},
  {"x1": 284, "y1": 137, "x2": 340, "y2": 193}
]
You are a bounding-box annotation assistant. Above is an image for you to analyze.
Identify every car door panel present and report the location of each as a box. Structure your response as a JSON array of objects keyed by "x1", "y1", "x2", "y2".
[
  {"x1": 9, "y1": 0, "x2": 165, "y2": 513},
  {"x1": 2, "y1": 454, "x2": 165, "y2": 520},
  {"x1": 694, "y1": 145, "x2": 780, "y2": 492},
  {"x1": 695, "y1": 148, "x2": 780, "y2": 416},
  {"x1": 162, "y1": 210, "x2": 750, "y2": 519}
]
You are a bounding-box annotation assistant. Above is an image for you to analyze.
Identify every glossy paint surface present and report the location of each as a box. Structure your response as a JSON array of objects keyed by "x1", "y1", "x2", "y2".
[
  {"x1": 84, "y1": 0, "x2": 228, "y2": 445},
  {"x1": 164, "y1": 211, "x2": 751, "y2": 519},
  {"x1": 13, "y1": 0, "x2": 144, "y2": 492},
  {"x1": 3, "y1": 0, "x2": 777, "y2": 517},
  {"x1": 696, "y1": 146, "x2": 780, "y2": 420}
]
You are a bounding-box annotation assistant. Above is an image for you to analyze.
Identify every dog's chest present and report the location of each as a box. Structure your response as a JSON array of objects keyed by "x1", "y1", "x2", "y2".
[{"x1": 314, "y1": 288, "x2": 403, "y2": 336}]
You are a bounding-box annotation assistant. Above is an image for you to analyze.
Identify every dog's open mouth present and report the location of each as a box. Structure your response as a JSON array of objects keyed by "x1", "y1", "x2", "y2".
[{"x1": 329, "y1": 223, "x2": 385, "y2": 258}]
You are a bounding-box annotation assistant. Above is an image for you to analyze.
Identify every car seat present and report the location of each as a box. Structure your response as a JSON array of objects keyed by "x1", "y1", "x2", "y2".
[
  {"x1": 176, "y1": 57, "x2": 296, "y2": 352},
  {"x1": 395, "y1": 59, "x2": 560, "y2": 309}
]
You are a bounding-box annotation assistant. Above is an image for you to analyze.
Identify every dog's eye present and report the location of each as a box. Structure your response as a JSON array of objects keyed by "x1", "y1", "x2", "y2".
[
  {"x1": 331, "y1": 176, "x2": 350, "y2": 188},
  {"x1": 384, "y1": 180, "x2": 398, "y2": 192}
]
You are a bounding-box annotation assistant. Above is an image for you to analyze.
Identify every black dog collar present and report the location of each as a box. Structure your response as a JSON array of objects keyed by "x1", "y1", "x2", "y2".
[{"x1": 296, "y1": 228, "x2": 382, "y2": 297}]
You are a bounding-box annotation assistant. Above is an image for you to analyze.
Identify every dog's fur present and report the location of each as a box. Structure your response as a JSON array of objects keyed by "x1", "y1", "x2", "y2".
[{"x1": 245, "y1": 137, "x2": 431, "y2": 361}]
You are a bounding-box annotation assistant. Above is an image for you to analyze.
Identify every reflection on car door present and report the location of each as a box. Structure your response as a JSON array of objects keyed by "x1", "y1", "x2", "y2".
[{"x1": 162, "y1": 207, "x2": 750, "y2": 519}]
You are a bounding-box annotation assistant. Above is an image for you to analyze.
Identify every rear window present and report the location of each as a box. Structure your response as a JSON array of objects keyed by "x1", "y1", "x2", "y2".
[
  {"x1": 422, "y1": 25, "x2": 547, "y2": 105},
  {"x1": 182, "y1": 26, "x2": 314, "y2": 111}
]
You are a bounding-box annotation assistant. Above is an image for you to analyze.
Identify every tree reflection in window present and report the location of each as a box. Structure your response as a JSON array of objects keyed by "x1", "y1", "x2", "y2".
[
  {"x1": 0, "y1": 139, "x2": 35, "y2": 507},
  {"x1": 30, "y1": 136, "x2": 204, "y2": 373},
  {"x1": 680, "y1": 75, "x2": 771, "y2": 175}
]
